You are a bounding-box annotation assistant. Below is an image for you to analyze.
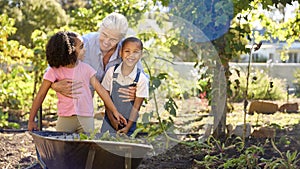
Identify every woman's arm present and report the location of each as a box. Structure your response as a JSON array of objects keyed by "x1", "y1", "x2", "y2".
[
  {"x1": 51, "y1": 79, "x2": 82, "y2": 98},
  {"x1": 28, "y1": 80, "x2": 52, "y2": 131},
  {"x1": 118, "y1": 97, "x2": 144, "y2": 134},
  {"x1": 117, "y1": 86, "x2": 137, "y2": 102}
]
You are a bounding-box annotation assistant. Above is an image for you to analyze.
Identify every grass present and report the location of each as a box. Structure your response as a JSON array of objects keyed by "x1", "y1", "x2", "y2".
[
  {"x1": 109, "y1": 96, "x2": 300, "y2": 137},
  {"x1": 227, "y1": 101, "x2": 300, "y2": 129}
]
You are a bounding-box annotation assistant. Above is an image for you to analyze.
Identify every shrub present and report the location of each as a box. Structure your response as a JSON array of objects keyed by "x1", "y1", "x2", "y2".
[{"x1": 230, "y1": 68, "x2": 286, "y2": 102}]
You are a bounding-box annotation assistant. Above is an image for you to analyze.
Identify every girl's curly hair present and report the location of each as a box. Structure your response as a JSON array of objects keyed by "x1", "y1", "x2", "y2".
[{"x1": 46, "y1": 31, "x2": 79, "y2": 68}]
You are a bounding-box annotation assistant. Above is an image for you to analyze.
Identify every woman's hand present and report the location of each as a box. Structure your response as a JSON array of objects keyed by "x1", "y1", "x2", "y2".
[
  {"x1": 51, "y1": 79, "x2": 82, "y2": 98},
  {"x1": 118, "y1": 86, "x2": 137, "y2": 102}
]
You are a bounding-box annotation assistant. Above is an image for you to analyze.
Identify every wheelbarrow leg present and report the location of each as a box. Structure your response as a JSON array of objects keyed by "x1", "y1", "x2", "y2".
[
  {"x1": 85, "y1": 149, "x2": 96, "y2": 169},
  {"x1": 125, "y1": 152, "x2": 131, "y2": 169},
  {"x1": 36, "y1": 147, "x2": 47, "y2": 169}
]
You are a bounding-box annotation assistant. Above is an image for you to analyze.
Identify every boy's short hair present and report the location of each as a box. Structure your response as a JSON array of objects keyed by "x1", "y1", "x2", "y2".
[{"x1": 122, "y1": 37, "x2": 143, "y2": 50}]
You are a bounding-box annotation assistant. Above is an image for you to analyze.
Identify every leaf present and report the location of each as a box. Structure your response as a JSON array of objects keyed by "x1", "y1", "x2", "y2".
[{"x1": 164, "y1": 97, "x2": 178, "y2": 116}]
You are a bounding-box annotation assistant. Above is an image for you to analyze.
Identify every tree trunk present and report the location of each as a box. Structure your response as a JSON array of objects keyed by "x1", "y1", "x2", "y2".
[{"x1": 212, "y1": 60, "x2": 227, "y2": 139}]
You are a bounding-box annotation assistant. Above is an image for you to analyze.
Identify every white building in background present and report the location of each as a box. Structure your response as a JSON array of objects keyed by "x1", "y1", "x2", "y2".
[
  {"x1": 171, "y1": 40, "x2": 300, "y2": 91},
  {"x1": 239, "y1": 42, "x2": 300, "y2": 63}
]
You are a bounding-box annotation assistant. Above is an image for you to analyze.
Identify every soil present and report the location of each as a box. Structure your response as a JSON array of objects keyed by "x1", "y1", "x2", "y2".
[
  {"x1": 1, "y1": 98, "x2": 300, "y2": 169},
  {"x1": 0, "y1": 131, "x2": 38, "y2": 168},
  {"x1": 1, "y1": 123, "x2": 300, "y2": 169}
]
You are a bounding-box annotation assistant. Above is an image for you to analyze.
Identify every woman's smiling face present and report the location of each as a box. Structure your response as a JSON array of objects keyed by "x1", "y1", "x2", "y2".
[{"x1": 99, "y1": 28, "x2": 121, "y2": 53}]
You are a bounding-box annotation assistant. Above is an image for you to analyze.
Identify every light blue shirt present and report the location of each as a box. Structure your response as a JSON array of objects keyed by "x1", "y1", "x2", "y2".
[
  {"x1": 82, "y1": 32, "x2": 122, "y2": 83},
  {"x1": 82, "y1": 32, "x2": 144, "y2": 93}
]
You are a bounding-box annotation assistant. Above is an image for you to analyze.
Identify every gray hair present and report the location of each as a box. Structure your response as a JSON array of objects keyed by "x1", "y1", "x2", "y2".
[{"x1": 98, "y1": 12, "x2": 128, "y2": 38}]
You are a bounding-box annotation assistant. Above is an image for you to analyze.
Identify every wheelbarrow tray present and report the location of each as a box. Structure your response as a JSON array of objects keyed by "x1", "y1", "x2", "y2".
[{"x1": 29, "y1": 131, "x2": 153, "y2": 169}]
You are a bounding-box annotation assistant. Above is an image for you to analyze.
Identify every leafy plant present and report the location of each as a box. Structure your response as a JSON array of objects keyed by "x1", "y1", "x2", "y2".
[
  {"x1": 0, "y1": 14, "x2": 36, "y2": 128},
  {"x1": 194, "y1": 154, "x2": 221, "y2": 169},
  {"x1": 230, "y1": 68, "x2": 286, "y2": 102},
  {"x1": 293, "y1": 68, "x2": 300, "y2": 97},
  {"x1": 0, "y1": 109, "x2": 20, "y2": 129},
  {"x1": 77, "y1": 131, "x2": 148, "y2": 144},
  {"x1": 223, "y1": 145, "x2": 264, "y2": 169},
  {"x1": 266, "y1": 139, "x2": 300, "y2": 169}
]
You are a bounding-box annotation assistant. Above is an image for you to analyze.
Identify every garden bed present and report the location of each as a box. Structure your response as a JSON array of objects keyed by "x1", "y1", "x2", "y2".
[
  {"x1": 1, "y1": 98, "x2": 300, "y2": 168},
  {"x1": 0, "y1": 123, "x2": 299, "y2": 169}
]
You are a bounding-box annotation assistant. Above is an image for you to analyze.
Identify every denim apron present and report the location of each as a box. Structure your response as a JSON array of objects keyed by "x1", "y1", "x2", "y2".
[{"x1": 101, "y1": 64, "x2": 141, "y2": 135}]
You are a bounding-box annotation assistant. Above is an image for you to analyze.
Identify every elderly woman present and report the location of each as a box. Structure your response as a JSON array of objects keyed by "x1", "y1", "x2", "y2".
[{"x1": 52, "y1": 13, "x2": 138, "y2": 96}]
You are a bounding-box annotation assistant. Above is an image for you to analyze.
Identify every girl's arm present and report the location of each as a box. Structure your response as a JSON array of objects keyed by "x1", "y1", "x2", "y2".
[
  {"x1": 118, "y1": 97, "x2": 144, "y2": 134},
  {"x1": 90, "y1": 75, "x2": 127, "y2": 125},
  {"x1": 28, "y1": 80, "x2": 52, "y2": 131},
  {"x1": 105, "y1": 104, "x2": 119, "y2": 130}
]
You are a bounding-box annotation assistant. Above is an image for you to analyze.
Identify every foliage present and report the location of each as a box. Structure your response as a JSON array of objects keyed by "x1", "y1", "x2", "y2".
[
  {"x1": 192, "y1": 135, "x2": 299, "y2": 169},
  {"x1": 0, "y1": 14, "x2": 58, "y2": 128},
  {"x1": 48, "y1": 131, "x2": 148, "y2": 144},
  {"x1": 0, "y1": 0, "x2": 69, "y2": 47},
  {"x1": 223, "y1": 145, "x2": 264, "y2": 169},
  {"x1": 0, "y1": 14, "x2": 34, "y2": 110},
  {"x1": 230, "y1": 68, "x2": 286, "y2": 102},
  {"x1": 68, "y1": 0, "x2": 152, "y2": 34},
  {"x1": 0, "y1": 14, "x2": 32, "y2": 128},
  {"x1": 157, "y1": 0, "x2": 300, "y2": 138},
  {"x1": 0, "y1": 109, "x2": 20, "y2": 129},
  {"x1": 138, "y1": 59, "x2": 178, "y2": 138},
  {"x1": 265, "y1": 139, "x2": 300, "y2": 169},
  {"x1": 293, "y1": 68, "x2": 300, "y2": 96},
  {"x1": 193, "y1": 136, "x2": 265, "y2": 169}
]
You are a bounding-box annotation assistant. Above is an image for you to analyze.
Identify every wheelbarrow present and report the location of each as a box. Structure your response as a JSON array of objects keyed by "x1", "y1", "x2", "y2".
[{"x1": 29, "y1": 131, "x2": 153, "y2": 169}]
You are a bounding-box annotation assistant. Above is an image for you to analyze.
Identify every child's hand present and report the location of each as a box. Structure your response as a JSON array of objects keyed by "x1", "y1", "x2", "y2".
[
  {"x1": 107, "y1": 112, "x2": 119, "y2": 130},
  {"x1": 113, "y1": 112, "x2": 127, "y2": 126},
  {"x1": 28, "y1": 121, "x2": 38, "y2": 131},
  {"x1": 117, "y1": 126, "x2": 130, "y2": 134}
]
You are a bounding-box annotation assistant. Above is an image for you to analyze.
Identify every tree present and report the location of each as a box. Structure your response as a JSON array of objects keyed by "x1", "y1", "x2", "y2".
[
  {"x1": 156, "y1": 0, "x2": 299, "y2": 138},
  {"x1": 0, "y1": 14, "x2": 34, "y2": 111},
  {"x1": 0, "y1": 0, "x2": 69, "y2": 47},
  {"x1": 68, "y1": 0, "x2": 153, "y2": 34}
]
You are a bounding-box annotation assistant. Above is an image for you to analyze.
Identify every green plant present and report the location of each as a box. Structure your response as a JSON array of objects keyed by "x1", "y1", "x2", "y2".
[
  {"x1": 293, "y1": 68, "x2": 300, "y2": 97},
  {"x1": 137, "y1": 57, "x2": 181, "y2": 148},
  {"x1": 0, "y1": 109, "x2": 20, "y2": 129},
  {"x1": 230, "y1": 69, "x2": 286, "y2": 102},
  {"x1": 223, "y1": 145, "x2": 264, "y2": 169},
  {"x1": 265, "y1": 139, "x2": 300, "y2": 169},
  {"x1": 194, "y1": 154, "x2": 221, "y2": 169},
  {"x1": 0, "y1": 14, "x2": 35, "y2": 128}
]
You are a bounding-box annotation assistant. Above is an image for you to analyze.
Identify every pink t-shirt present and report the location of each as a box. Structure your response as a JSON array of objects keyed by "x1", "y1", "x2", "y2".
[{"x1": 44, "y1": 61, "x2": 96, "y2": 117}]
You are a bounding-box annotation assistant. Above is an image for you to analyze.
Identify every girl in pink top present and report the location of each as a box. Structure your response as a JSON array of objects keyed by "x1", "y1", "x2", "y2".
[{"x1": 28, "y1": 31, "x2": 126, "y2": 133}]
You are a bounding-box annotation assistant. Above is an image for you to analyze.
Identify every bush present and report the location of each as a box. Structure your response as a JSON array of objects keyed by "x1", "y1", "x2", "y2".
[
  {"x1": 230, "y1": 68, "x2": 286, "y2": 102},
  {"x1": 293, "y1": 68, "x2": 300, "y2": 97}
]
